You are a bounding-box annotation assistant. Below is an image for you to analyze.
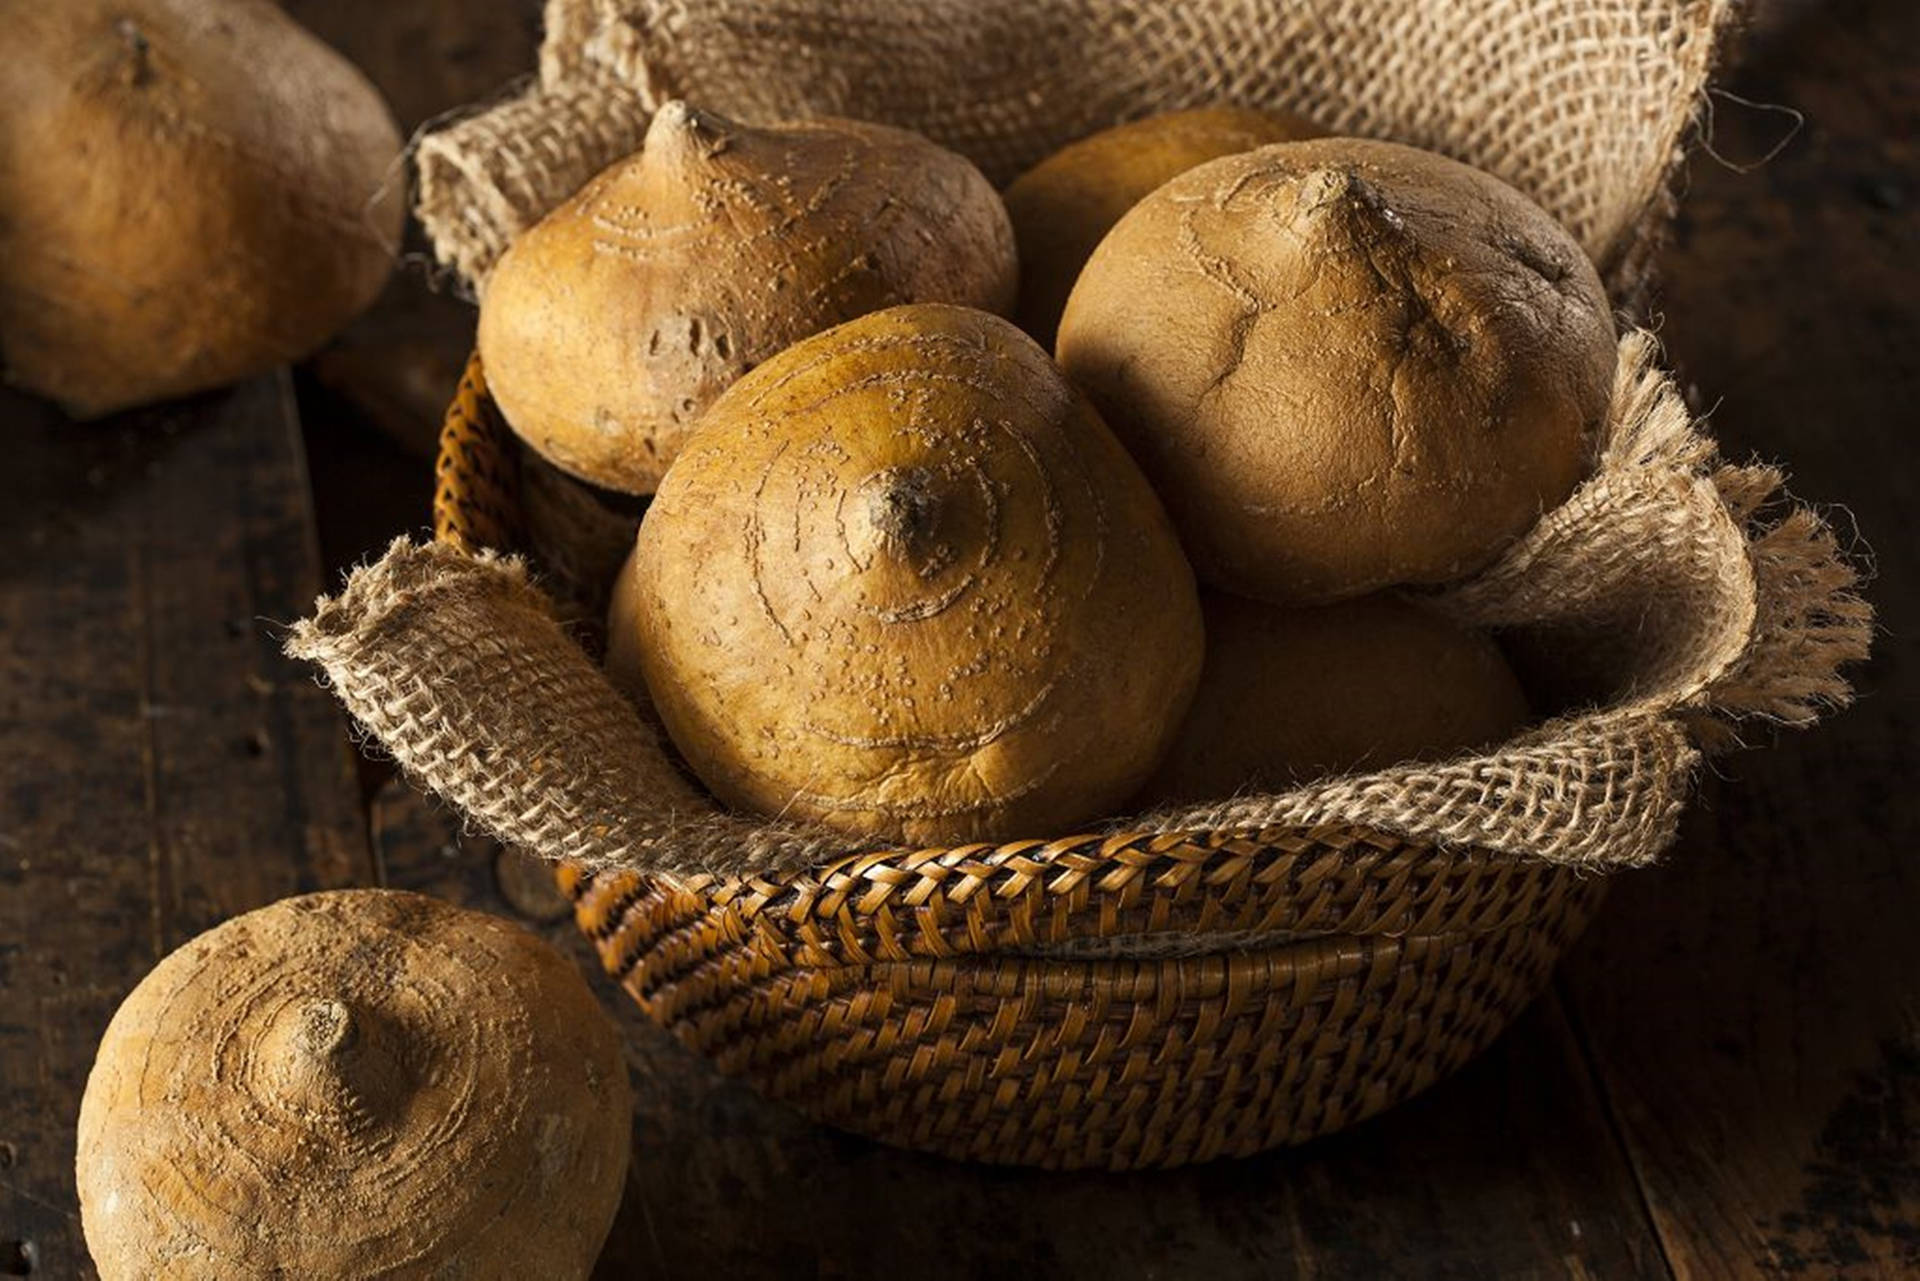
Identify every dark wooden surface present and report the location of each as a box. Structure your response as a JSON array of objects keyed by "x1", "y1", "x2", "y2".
[
  {"x1": 0, "y1": 378, "x2": 373, "y2": 1278},
  {"x1": 2, "y1": 0, "x2": 1914, "y2": 1276},
  {"x1": 1559, "y1": 5, "x2": 1920, "y2": 1274}
]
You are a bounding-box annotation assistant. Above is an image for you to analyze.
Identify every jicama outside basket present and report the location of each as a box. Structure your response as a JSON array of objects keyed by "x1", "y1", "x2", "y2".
[{"x1": 288, "y1": 0, "x2": 1869, "y2": 1171}]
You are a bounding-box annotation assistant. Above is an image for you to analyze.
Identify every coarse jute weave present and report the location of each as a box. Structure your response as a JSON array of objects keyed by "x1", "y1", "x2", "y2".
[
  {"x1": 286, "y1": 0, "x2": 1872, "y2": 1167},
  {"x1": 416, "y1": 0, "x2": 1743, "y2": 302}
]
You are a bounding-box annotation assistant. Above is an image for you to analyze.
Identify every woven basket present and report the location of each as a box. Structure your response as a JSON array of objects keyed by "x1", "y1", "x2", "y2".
[
  {"x1": 433, "y1": 352, "x2": 1609, "y2": 1169},
  {"x1": 277, "y1": 0, "x2": 1871, "y2": 1174}
]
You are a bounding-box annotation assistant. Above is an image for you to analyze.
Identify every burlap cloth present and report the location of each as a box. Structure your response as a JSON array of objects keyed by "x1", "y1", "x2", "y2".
[
  {"x1": 415, "y1": 0, "x2": 1746, "y2": 302},
  {"x1": 290, "y1": 0, "x2": 1869, "y2": 885}
]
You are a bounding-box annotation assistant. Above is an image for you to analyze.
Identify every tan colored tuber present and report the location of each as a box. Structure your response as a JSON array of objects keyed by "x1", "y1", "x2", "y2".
[
  {"x1": 0, "y1": 0, "x2": 403, "y2": 417},
  {"x1": 613, "y1": 303, "x2": 1204, "y2": 845},
  {"x1": 1142, "y1": 591, "x2": 1531, "y2": 804},
  {"x1": 478, "y1": 101, "x2": 1019, "y2": 495},
  {"x1": 1003, "y1": 107, "x2": 1323, "y2": 348},
  {"x1": 76, "y1": 890, "x2": 632, "y2": 1280},
  {"x1": 1057, "y1": 137, "x2": 1617, "y2": 606}
]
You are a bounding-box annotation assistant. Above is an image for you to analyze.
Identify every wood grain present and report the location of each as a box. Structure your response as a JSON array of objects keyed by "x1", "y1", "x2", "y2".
[
  {"x1": 0, "y1": 377, "x2": 372, "y2": 1278},
  {"x1": 1558, "y1": 1, "x2": 1919, "y2": 1276}
]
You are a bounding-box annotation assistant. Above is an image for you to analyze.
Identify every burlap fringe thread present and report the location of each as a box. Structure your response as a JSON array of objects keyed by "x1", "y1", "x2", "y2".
[
  {"x1": 414, "y1": 0, "x2": 1743, "y2": 302},
  {"x1": 287, "y1": 331, "x2": 1870, "y2": 884}
]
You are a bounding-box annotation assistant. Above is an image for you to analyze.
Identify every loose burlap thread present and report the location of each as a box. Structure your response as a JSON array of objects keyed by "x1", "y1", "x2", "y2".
[
  {"x1": 415, "y1": 0, "x2": 1741, "y2": 299},
  {"x1": 287, "y1": 332, "x2": 1870, "y2": 883}
]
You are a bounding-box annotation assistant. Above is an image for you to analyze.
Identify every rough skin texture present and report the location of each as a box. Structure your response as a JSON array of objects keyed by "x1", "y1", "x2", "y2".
[
  {"x1": 1141, "y1": 590, "x2": 1531, "y2": 804},
  {"x1": 0, "y1": 0, "x2": 403, "y2": 417},
  {"x1": 617, "y1": 303, "x2": 1204, "y2": 845},
  {"x1": 1003, "y1": 106, "x2": 1323, "y2": 350},
  {"x1": 479, "y1": 101, "x2": 1019, "y2": 496},
  {"x1": 75, "y1": 890, "x2": 632, "y2": 1280},
  {"x1": 1057, "y1": 137, "x2": 1617, "y2": 606}
]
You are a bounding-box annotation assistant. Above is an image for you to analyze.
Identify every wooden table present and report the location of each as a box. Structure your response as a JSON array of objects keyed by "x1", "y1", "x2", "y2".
[{"x1": 3, "y1": 2, "x2": 1914, "y2": 1276}]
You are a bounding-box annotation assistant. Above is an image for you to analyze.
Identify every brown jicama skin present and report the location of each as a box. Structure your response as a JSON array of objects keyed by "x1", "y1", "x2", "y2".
[
  {"x1": 478, "y1": 101, "x2": 1019, "y2": 495},
  {"x1": 1057, "y1": 137, "x2": 1617, "y2": 607},
  {"x1": 616, "y1": 303, "x2": 1204, "y2": 845},
  {"x1": 76, "y1": 890, "x2": 632, "y2": 1280},
  {"x1": 1003, "y1": 106, "x2": 1324, "y2": 349},
  {"x1": 1142, "y1": 591, "x2": 1531, "y2": 804},
  {"x1": 0, "y1": 0, "x2": 403, "y2": 417}
]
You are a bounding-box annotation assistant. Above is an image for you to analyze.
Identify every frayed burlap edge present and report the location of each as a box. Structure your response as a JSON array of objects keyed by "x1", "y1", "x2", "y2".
[
  {"x1": 287, "y1": 330, "x2": 1871, "y2": 883},
  {"x1": 290, "y1": 537, "x2": 851, "y2": 880}
]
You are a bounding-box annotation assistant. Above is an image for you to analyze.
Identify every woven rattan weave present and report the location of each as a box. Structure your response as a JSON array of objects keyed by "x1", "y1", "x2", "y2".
[{"x1": 435, "y1": 352, "x2": 1606, "y2": 1169}]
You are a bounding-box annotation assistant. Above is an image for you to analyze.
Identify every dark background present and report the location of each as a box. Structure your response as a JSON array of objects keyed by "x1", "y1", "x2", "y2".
[{"x1": 3, "y1": 0, "x2": 1914, "y2": 1276}]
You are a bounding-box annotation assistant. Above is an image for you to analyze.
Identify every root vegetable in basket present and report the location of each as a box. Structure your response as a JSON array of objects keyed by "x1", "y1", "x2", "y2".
[
  {"x1": 1057, "y1": 138, "x2": 1616, "y2": 607},
  {"x1": 76, "y1": 890, "x2": 631, "y2": 1280},
  {"x1": 614, "y1": 303, "x2": 1204, "y2": 845},
  {"x1": 1004, "y1": 106, "x2": 1324, "y2": 348},
  {"x1": 477, "y1": 101, "x2": 1019, "y2": 496},
  {"x1": 1141, "y1": 591, "x2": 1530, "y2": 805},
  {"x1": 0, "y1": 0, "x2": 403, "y2": 417}
]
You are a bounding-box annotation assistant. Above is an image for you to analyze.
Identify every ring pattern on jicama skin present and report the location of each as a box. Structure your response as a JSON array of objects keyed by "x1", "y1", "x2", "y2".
[
  {"x1": 617, "y1": 303, "x2": 1203, "y2": 845},
  {"x1": 76, "y1": 891, "x2": 632, "y2": 1278}
]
